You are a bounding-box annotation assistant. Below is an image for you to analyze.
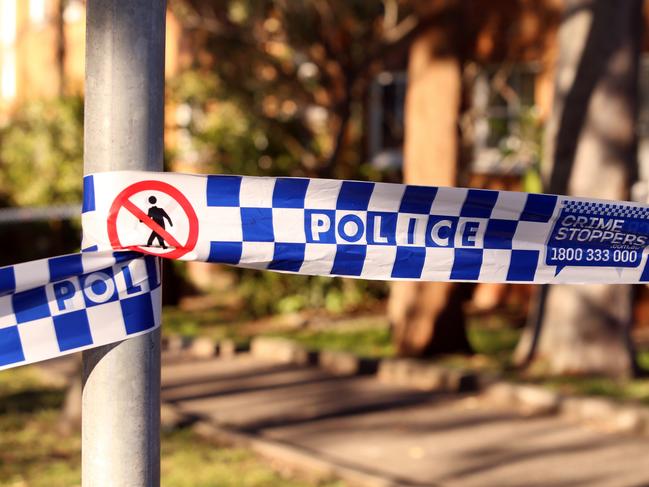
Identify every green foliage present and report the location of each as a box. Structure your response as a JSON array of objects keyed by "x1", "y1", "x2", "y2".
[
  {"x1": 518, "y1": 107, "x2": 545, "y2": 194},
  {"x1": 237, "y1": 270, "x2": 388, "y2": 318},
  {"x1": 0, "y1": 97, "x2": 84, "y2": 206},
  {"x1": 162, "y1": 306, "x2": 246, "y2": 340},
  {"x1": 467, "y1": 323, "x2": 521, "y2": 358},
  {"x1": 637, "y1": 350, "x2": 649, "y2": 371},
  {"x1": 167, "y1": 72, "x2": 301, "y2": 177},
  {"x1": 169, "y1": 0, "x2": 413, "y2": 178},
  {"x1": 167, "y1": 71, "x2": 389, "y2": 318},
  {"x1": 522, "y1": 167, "x2": 543, "y2": 194}
]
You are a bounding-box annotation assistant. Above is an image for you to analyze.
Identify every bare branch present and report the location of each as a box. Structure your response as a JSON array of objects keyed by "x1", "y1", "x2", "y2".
[
  {"x1": 383, "y1": 13, "x2": 419, "y2": 45},
  {"x1": 382, "y1": 0, "x2": 399, "y2": 31}
]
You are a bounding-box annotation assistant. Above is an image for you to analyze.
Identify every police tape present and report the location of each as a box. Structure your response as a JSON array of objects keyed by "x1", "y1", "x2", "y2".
[
  {"x1": 3, "y1": 170, "x2": 649, "y2": 370},
  {"x1": 83, "y1": 171, "x2": 649, "y2": 284},
  {"x1": 0, "y1": 251, "x2": 161, "y2": 370}
]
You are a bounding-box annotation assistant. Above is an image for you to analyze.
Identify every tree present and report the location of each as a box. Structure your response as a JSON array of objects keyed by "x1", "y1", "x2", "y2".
[
  {"x1": 0, "y1": 97, "x2": 83, "y2": 207},
  {"x1": 514, "y1": 0, "x2": 643, "y2": 376},
  {"x1": 56, "y1": 0, "x2": 67, "y2": 96},
  {"x1": 170, "y1": 0, "x2": 430, "y2": 179},
  {"x1": 388, "y1": 0, "x2": 560, "y2": 356},
  {"x1": 170, "y1": 0, "x2": 563, "y2": 356},
  {"x1": 388, "y1": 5, "x2": 473, "y2": 356}
]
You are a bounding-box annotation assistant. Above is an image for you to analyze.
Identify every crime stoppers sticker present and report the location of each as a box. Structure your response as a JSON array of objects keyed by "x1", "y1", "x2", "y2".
[{"x1": 547, "y1": 200, "x2": 649, "y2": 274}]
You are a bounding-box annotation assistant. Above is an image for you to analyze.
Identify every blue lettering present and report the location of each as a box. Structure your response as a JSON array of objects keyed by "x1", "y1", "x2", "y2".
[
  {"x1": 122, "y1": 265, "x2": 142, "y2": 294},
  {"x1": 462, "y1": 221, "x2": 480, "y2": 247},
  {"x1": 367, "y1": 212, "x2": 397, "y2": 245},
  {"x1": 425, "y1": 216, "x2": 457, "y2": 247},
  {"x1": 53, "y1": 280, "x2": 76, "y2": 311},
  {"x1": 338, "y1": 214, "x2": 364, "y2": 243},
  {"x1": 305, "y1": 210, "x2": 336, "y2": 243},
  {"x1": 82, "y1": 271, "x2": 116, "y2": 304},
  {"x1": 407, "y1": 218, "x2": 417, "y2": 245}
]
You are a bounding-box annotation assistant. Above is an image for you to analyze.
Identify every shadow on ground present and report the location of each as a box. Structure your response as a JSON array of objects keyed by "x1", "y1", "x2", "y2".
[{"x1": 162, "y1": 354, "x2": 649, "y2": 487}]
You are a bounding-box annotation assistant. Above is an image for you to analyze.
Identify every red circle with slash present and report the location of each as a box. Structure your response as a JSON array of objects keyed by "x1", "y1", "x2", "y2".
[{"x1": 107, "y1": 180, "x2": 199, "y2": 259}]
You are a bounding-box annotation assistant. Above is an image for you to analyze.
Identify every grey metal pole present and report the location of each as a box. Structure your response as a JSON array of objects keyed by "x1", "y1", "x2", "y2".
[{"x1": 82, "y1": 1, "x2": 165, "y2": 486}]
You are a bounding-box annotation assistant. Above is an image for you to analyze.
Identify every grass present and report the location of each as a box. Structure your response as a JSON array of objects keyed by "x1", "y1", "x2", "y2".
[
  {"x1": 162, "y1": 306, "x2": 245, "y2": 341},
  {"x1": 0, "y1": 408, "x2": 80, "y2": 487},
  {"x1": 266, "y1": 316, "x2": 394, "y2": 358},
  {"x1": 264, "y1": 314, "x2": 522, "y2": 365},
  {"x1": 530, "y1": 375, "x2": 649, "y2": 405},
  {"x1": 0, "y1": 367, "x2": 345, "y2": 487},
  {"x1": 161, "y1": 431, "x2": 344, "y2": 487},
  {"x1": 0, "y1": 368, "x2": 78, "y2": 487}
]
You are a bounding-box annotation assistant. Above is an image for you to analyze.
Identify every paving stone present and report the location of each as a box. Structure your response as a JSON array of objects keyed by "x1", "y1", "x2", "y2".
[
  {"x1": 612, "y1": 407, "x2": 646, "y2": 434},
  {"x1": 378, "y1": 359, "x2": 474, "y2": 392},
  {"x1": 218, "y1": 339, "x2": 238, "y2": 359},
  {"x1": 189, "y1": 336, "x2": 217, "y2": 359},
  {"x1": 483, "y1": 382, "x2": 518, "y2": 406},
  {"x1": 250, "y1": 337, "x2": 310, "y2": 365},
  {"x1": 161, "y1": 403, "x2": 187, "y2": 431},
  {"x1": 166, "y1": 334, "x2": 190, "y2": 354},
  {"x1": 319, "y1": 350, "x2": 361, "y2": 376},
  {"x1": 515, "y1": 385, "x2": 561, "y2": 416}
]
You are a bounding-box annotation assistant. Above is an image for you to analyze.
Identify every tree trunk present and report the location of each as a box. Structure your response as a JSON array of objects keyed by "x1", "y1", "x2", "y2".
[
  {"x1": 388, "y1": 22, "x2": 472, "y2": 357},
  {"x1": 56, "y1": 0, "x2": 66, "y2": 96},
  {"x1": 514, "y1": 0, "x2": 642, "y2": 376}
]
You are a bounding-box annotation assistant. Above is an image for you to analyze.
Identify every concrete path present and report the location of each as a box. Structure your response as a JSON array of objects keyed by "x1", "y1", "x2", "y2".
[{"x1": 161, "y1": 354, "x2": 649, "y2": 487}]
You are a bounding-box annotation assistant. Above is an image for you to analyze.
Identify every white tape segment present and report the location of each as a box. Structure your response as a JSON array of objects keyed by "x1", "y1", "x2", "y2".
[
  {"x1": 0, "y1": 251, "x2": 161, "y2": 370},
  {"x1": 81, "y1": 171, "x2": 649, "y2": 284}
]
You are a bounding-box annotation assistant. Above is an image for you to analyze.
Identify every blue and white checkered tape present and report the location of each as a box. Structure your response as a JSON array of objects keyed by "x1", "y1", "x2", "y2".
[
  {"x1": 81, "y1": 171, "x2": 649, "y2": 284},
  {"x1": 5, "y1": 171, "x2": 649, "y2": 370},
  {"x1": 0, "y1": 251, "x2": 161, "y2": 370}
]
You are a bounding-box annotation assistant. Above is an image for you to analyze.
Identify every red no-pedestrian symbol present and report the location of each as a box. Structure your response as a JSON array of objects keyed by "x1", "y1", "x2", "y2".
[{"x1": 107, "y1": 180, "x2": 199, "y2": 259}]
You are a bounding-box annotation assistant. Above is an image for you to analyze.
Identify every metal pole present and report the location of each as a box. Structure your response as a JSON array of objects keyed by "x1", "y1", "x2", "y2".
[{"x1": 82, "y1": 1, "x2": 165, "y2": 486}]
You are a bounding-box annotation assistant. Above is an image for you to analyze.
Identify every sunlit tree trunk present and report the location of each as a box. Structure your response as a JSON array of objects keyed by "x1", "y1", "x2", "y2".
[
  {"x1": 388, "y1": 23, "x2": 472, "y2": 356},
  {"x1": 56, "y1": 0, "x2": 66, "y2": 96},
  {"x1": 514, "y1": 0, "x2": 642, "y2": 376}
]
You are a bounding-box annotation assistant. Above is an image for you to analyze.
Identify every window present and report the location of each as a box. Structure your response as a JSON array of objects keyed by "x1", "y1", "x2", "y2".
[
  {"x1": 468, "y1": 64, "x2": 541, "y2": 175},
  {"x1": 368, "y1": 65, "x2": 540, "y2": 176},
  {"x1": 368, "y1": 71, "x2": 406, "y2": 171}
]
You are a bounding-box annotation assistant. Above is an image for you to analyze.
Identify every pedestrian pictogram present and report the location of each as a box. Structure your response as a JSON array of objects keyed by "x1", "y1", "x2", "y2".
[
  {"x1": 107, "y1": 180, "x2": 199, "y2": 259},
  {"x1": 143, "y1": 196, "x2": 173, "y2": 248}
]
